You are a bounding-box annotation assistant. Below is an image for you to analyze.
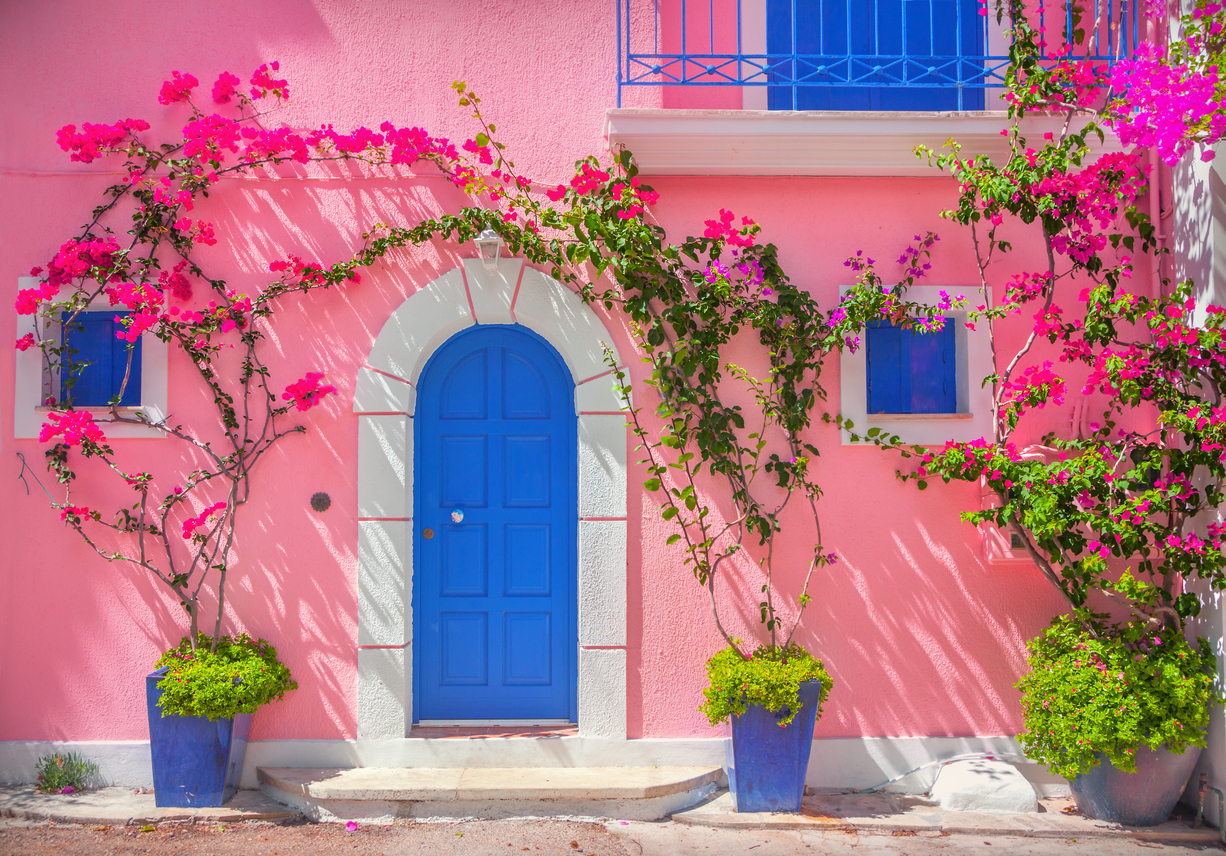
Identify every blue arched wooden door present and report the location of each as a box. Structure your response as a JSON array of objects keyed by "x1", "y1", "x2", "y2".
[{"x1": 413, "y1": 325, "x2": 578, "y2": 722}]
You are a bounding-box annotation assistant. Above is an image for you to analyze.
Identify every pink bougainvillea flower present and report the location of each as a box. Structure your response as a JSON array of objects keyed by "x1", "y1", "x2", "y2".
[
  {"x1": 46, "y1": 238, "x2": 122, "y2": 287},
  {"x1": 160, "y1": 260, "x2": 193, "y2": 301},
  {"x1": 15, "y1": 281, "x2": 56, "y2": 315},
  {"x1": 249, "y1": 61, "x2": 288, "y2": 100},
  {"x1": 282, "y1": 372, "x2": 337, "y2": 412},
  {"x1": 567, "y1": 162, "x2": 610, "y2": 195},
  {"x1": 157, "y1": 70, "x2": 199, "y2": 106},
  {"x1": 703, "y1": 208, "x2": 759, "y2": 248},
  {"x1": 15, "y1": 333, "x2": 36, "y2": 351},
  {"x1": 56, "y1": 119, "x2": 150, "y2": 164},
  {"x1": 59, "y1": 506, "x2": 91, "y2": 523},
  {"x1": 1108, "y1": 43, "x2": 1226, "y2": 165},
  {"x1": 39, "y1": 411, "x2": 105, "y2": 446},
  {"x1": 181, "y1": 501, "x2": 227, "y2": 539},
  {"x1": 182, "y1": 113, "x2": 241, "y2": 167},
  {"x1": 212, "y1": 71, "x2": 241, "y2": 103}
]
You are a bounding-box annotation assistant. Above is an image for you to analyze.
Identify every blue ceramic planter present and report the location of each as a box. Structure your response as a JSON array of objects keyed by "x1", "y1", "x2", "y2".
[
  {"x1": 1070, "y1": 745, "x2": 1202, "y2": 827},
  {"x1": 724, "y1": 680, "x2": 822, "y2": 812},
  {"x1": 146, "y1": 668, "x2": 251, "y2": 807}
]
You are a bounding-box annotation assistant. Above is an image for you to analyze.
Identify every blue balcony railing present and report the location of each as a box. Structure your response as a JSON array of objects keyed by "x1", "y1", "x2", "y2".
[{"x1": 616, "y1": 0, "x2": 1145, "y2": 110}]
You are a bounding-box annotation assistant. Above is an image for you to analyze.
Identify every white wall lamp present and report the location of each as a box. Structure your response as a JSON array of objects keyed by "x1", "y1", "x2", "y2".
[{"x1": 473, "y1": 228, "x2": 505, "y2": 270}]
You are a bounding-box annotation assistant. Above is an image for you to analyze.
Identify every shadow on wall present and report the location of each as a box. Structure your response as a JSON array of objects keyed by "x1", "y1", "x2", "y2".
[
  {"x1": 1175, "y1": 147, "x2": 1226, "y2": 823},
  {"x1": 5, "y1": 170, "x2": 494, "y2": 742},
  {"x1": 804, "y1": 493, "x2": 1069, "y2": 740},
  {"x1": 187, "y1": 175, "x2": 480, "y2": 740},
  {"x1": 665, "y1": 432, "x2": 1068, "y2": 738}
]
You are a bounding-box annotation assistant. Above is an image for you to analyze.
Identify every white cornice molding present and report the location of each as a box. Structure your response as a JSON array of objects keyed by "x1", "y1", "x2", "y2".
[{"x1": 604, "y1": 108, "x2": 1122, "y2": 177}]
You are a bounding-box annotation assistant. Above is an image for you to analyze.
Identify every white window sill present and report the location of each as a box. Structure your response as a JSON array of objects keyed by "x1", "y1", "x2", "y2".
[
  {"x1": 36, "y1": 405, "x2": 146, "y2": 412},
  {"x1": 35, "y1": 405, "x2": 164, "y2": 429},
  {"x1": 867, "y1": 412, "x2": 975, "y2": 422},
  {"x1": 604, "y1": 109, "x2": 1123, "y2": 176}
]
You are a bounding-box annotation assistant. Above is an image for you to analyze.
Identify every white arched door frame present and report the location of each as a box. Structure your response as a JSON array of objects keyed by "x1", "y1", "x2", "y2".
[{"x1": 352, "y1": 258, "x2": 628, "y2": 739}]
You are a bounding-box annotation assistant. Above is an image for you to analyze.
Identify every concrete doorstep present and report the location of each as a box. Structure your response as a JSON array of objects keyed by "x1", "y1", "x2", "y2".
[
  {"x1": 671, "y1": 789, "x2": 1225, "y2": 844},
  {"x1": 0, "y1": 786, "x2": 298, "y2": 826},
  {"x1": 257, "y1": 765, "x2": 726, "y2": 822}
]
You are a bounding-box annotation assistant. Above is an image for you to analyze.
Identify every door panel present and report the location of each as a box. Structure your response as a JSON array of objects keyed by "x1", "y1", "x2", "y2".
[{"x1": 415, "y1": 325, "x2": 577, "y2": 722}]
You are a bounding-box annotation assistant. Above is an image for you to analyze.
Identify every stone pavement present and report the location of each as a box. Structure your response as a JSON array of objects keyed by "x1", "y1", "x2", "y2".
[
  {"x1": 614, "y1": 821, "x2": 1226, "y2": 855},
  {"x1": 673, "y1": 789, "x2": 1224, "y2": 845},
  {"x1": 2, "y1": 783, "x2": 1223, "y2": 852},
  {"x1": 0, "y1": 786, "x2": 297, "y2": 826},
  {"x1": 0, "y1": 813, "x2": 1221, "y2": 856}
]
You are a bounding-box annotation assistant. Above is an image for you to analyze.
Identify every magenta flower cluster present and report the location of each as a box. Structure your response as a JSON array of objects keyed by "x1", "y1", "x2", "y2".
[
  {"x1": 38, "y1": 411, "x2": 105, "y2": 446},
  {"x1": 181, "y1": 502, "x2": 227, "y2": 539},
  {"x1": 1110, "y1": 43, "x2": 1226, "y2": 165},
  {"x1": 282, "y1": 372, "x2": 337, "y2": 412}
]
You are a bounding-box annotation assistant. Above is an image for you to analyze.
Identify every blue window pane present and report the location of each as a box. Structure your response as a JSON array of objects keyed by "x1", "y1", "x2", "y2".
[
  {"x1": 767, "y1": 0, "x2": 984, "y2": 111},
  {"x1": 866, "y1": 320, "x2": 954, "y2": 414},
  {"x1": 62, "y1": 311, "x2": 142, "y2": 406},
  {"x1": 866, "y1": 323, "x2": 904, "y2": 414},
  {"x1": 909, "y1": 322, "x2": 955, "y2": 413}
]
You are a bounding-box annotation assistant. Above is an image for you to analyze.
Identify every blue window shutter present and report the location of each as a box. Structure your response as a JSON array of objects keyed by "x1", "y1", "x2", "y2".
[
  {"x1": 867, "y1": 320, "x2": 956, "y2": 414},
  {"x1": 909, "y1": 321, "x2": 955, "y2": 413},
  {"x1": 113, "y1": 325, "x2": 142, "y2": 406},
  {"x1": 62, "y1": 311, "x2": 141, "y2": 406},
  {"x1": 866, "y1": 323, "x2": 904, "y2": 414}
]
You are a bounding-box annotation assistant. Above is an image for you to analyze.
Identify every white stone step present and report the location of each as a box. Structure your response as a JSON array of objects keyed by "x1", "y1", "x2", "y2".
[{"x1": 258, "y1": 765, "x2": 725, "y2": 822}]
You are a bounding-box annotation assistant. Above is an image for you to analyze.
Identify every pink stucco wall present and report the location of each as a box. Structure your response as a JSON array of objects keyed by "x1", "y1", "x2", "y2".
[{"x1": 0, "y1": 0, "x2": 1116, "y2": 744}]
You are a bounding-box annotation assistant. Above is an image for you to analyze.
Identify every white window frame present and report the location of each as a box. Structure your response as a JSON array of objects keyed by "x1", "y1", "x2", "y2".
[
  {"x1": 838, "y1": 284, "x2": 993, "y2": 446},
  {"x1": 14, "y1": 276, "x2": 168, "y2": 439}
]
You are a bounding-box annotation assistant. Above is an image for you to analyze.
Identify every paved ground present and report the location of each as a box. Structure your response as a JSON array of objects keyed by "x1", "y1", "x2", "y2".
[
  {"x1": 5, "y1": 785, "x2": 1221, "y2": 845},
  {"x1": 675, "y1": 790, "x2": 1223, "y2": 844},
  {"x1": 618, "y1": 822, "x2": 1226, "y2": 854},
  {"x1": 0, "y1": 786, "x2": 296, "y2": 825},
  {"x1": 0, "y1": 816, "x2": 1223, "y2": 855},
  {"x1": 2, "y1": 786, "x2": 1224, "y2": 854}
]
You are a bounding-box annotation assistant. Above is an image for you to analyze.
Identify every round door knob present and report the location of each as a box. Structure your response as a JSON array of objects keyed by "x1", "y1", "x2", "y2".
[{"x1": 423, "y1": 528, "x2": 434, "y2": 540}]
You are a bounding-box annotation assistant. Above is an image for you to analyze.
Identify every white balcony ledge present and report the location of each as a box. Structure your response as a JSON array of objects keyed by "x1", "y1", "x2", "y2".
[{"x1": 604, "y1": 109, "x2": 1122, "y2": 177}]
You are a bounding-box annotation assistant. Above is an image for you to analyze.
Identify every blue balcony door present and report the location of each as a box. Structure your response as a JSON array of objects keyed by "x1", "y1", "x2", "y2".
[
  {"x1": 414, "y1": 325, "x2": 577, "y2": 722},
  {"x1": 767, "y1": 0, "x2": 984, "y2": 110}
]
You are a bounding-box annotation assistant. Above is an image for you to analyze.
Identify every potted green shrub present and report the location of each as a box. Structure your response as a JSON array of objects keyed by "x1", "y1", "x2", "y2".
[
  {"x1": 145, "y1": 634, "x2": 297, "y2": 806},
  {"x1": 594, "y1": 226, "x2": 842, "y2": 812},
  {"x1": 1017, "y1": 595, "x2": 1217, "y2": 825}
]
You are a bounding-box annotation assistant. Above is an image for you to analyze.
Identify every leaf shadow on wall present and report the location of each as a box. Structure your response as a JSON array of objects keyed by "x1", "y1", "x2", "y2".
[
  {"x1": 798, "y1": 460, "x2": 1071, "y2": 745},
  {"x1": 34, "y1": 172, "x2": 485, "y2": 743}
]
